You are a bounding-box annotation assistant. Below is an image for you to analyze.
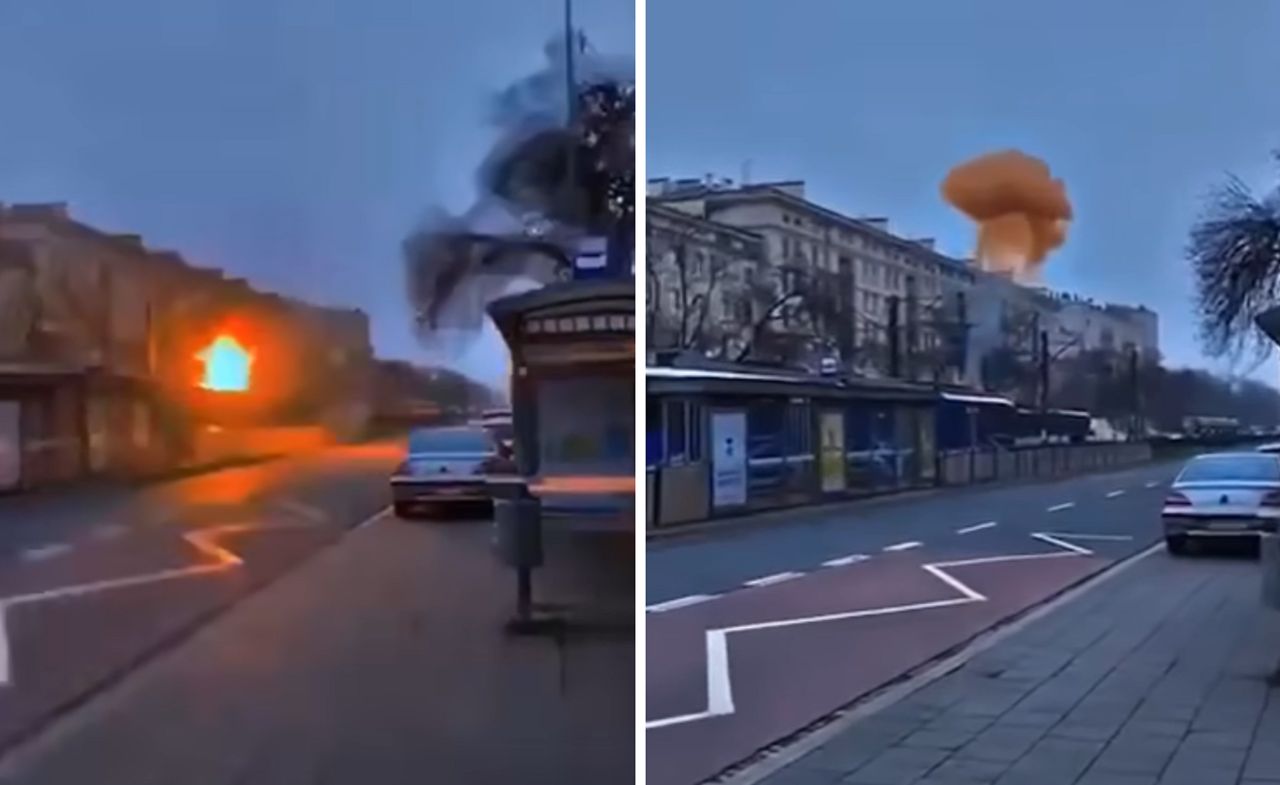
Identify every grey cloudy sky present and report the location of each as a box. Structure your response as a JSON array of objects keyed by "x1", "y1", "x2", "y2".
[
  {"x1": 0, "y1": 0, "x2": 633, "y2": 389},
  {"x1": 647, "y1": 0, "x2": 1280, "y2": 380}
]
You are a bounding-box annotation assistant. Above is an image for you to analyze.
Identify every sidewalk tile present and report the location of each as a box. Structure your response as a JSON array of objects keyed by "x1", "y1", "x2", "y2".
[
  {"x1": 953, "y1": 726, "x2": 1045, "y2": 764},
  {"x1": 838, "y1": 746, "x2": 948, "y2": 785}
]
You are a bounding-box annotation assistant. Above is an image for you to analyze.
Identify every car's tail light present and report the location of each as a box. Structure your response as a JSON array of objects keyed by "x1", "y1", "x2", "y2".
[{"x1": 1164, "y1": 491, "x2": 1191, "y2": 507}]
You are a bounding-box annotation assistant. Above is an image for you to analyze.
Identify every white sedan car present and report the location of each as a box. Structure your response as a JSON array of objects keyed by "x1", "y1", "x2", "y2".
[{"x1": 1162, "y1": 452, "x2": 1280, "y2": 554}]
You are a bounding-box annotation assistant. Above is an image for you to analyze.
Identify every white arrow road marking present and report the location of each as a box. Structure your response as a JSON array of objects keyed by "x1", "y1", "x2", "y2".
[
  {"x1": 744, "y1": 572, "x2": 803, "y2": 589},
  {"x1": 957, "y1": 521, "x2": 997, "y2": 535},
  {"x1": 647, "y1": 594, "x2": 719, "y2": 614},
  {"x1": 645, "y1": 531, "x2": 1132, "y2": 730},
  {"x1": 822, "y1": 554, "x2": 869, "y2": 568},
  {"x1": 0, "y1": 523, "x2": 292, "y2": 686}
]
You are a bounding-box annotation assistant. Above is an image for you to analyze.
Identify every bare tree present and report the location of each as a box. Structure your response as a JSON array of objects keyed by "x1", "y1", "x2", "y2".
[
  {"x1": 1189, "y1": 149, "x2": 1280, "y2": 359},
  {"x1": 648, "y1": 224, "x2": 730, "y2": 355}
]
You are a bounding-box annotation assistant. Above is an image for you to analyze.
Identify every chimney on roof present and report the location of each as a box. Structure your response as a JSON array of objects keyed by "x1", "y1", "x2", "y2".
[
  {"x1": 862, "y1": 217, "x2": 889, "y2": 230},
  {"x1": 112, "y1": 233, "x2": 144, "y2": 249},
  {"x1": 913, "y1": 237, "x2": 935, "y2": 250}
]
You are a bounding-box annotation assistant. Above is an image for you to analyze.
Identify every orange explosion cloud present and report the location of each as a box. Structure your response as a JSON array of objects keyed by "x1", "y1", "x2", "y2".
[{"x1": 941, "y1": 150, "x2": 1072, "y2": 281}]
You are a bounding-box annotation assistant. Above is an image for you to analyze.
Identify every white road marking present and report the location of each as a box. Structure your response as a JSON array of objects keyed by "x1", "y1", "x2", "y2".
[
  {"x1": 644, "y1": 530, "x2": 1131, "y2": 731},
  {"x1": 0, "y1": 522, "x2": 301, "y2": 686},
  {"x1": 1106, "y1": 490, "x2": 1126, "y2": 498},
  {"x1": 90, "y1": 524, "x2": 128, "y2": 541},
  {"x1": 744, "y1": 571, "x2": 803, "y2": 588},
  {"x1": 647, "y1": 594, "x2": 718, "y2": 613},
  {"x1": 883, "y1": 541, "x2": 922, "y2": 552},
  {"x1": 276, "y1": 499, "x2": 328, "y2": 524},
  {"x1": 1145, "y1": 481, "x2": 1160, "y2": 489},
  {"x1": 822, "y1": 554, "x2": 870, "y2": 568},
  {"x1": 734, "y1": 541, "x2": 1166, "y2": 784},
  {"x1": 1047, "y1": 502, "x2": 1076, "y2": 512},
  {"x1": 19, "y1": 544, "x2": 71, "y2": 563},
  {"x1": 957, "y1": 521, "x2": 997, "y2": 535}
]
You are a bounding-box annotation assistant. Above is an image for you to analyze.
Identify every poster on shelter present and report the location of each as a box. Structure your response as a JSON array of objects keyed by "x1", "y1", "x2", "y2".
[
  {"x1": 711, "y1": 411, "x2": 747, "y2": 508},
  {"x1": 820, "y1": 411, "x2": 846, "y2": 492}
]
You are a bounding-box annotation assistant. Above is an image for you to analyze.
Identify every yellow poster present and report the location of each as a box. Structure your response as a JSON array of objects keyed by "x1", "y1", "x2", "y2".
[{"x1": 820, "y1": 411, "x2": 846, "y2": 493}]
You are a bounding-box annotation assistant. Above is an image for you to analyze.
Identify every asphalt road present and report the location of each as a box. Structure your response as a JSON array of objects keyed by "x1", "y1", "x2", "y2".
[
  {"x1": 0, "y1": 492, "x2": 635, "y2": 785},
  {"x1": 646, "y1": 460, "x2": 1187, "y2": 785},
  {"x1": 0, "y1": 442, "x2": 401, "y2": 753}
]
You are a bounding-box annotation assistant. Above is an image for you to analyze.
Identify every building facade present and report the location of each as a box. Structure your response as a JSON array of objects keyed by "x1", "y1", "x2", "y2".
[
  {"x1": 649, "y1": 178, "x2": 975, "y2": 382},
  {"x1": 0, "y1": 202, "x2": 374, "y2": 492},
  {"x1": 646, "y1": 202, "x2": 765, "y2": 360}
]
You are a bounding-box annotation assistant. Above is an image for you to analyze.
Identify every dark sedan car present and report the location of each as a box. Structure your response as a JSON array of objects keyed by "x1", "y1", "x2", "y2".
[{"x1": 390, "y1": 426, "x2": 515, "y2": 519}]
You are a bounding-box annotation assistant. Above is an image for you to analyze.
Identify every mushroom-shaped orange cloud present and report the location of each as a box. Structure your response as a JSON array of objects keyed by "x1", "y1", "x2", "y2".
[{"x1": 941, "y1": 150, "x2": 1072, "y2": 280}]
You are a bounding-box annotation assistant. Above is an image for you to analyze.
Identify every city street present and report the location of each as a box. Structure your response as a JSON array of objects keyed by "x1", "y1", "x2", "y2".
[
  {"x1": 0, "y1": 442, "x2": 634, "y2": 784},
  {"x1": 0, "y1": 442, "x2": 400, "y2": 753},
  {"x1": 647, "y1": 461, "x2": 1183, "y2": 785}
]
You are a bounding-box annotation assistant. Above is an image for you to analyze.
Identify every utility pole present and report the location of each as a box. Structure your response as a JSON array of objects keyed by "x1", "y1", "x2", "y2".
[
  {"x1": 1039, "y1": 330, "x2": 1050, "y2": 410},
  {"x1": 887, "y1": 295, "x2": 901, "y2": 378},
  {"x1": 1130, "y1": 347, "x2": 1141, "y2": 439},
  {"x1": 905, "y1": 275, "x2": 918, "y2": 382},
  {"x1": 564, "y1": 0, "x2": 576, "y2": 126}
]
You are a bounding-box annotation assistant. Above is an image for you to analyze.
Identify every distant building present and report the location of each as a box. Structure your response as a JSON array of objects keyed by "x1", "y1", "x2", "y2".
[
  {"x1": 649, "y1": 177, "x2": 974, "y2": 381},
  {"x1": 0, "y1": 201, "x2": 374, "y2": 491}
]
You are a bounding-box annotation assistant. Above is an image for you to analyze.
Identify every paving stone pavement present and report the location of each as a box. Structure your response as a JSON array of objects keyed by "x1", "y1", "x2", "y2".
[{"x1": 757, "y1": 551, "x2": 1280, "y2": 785}]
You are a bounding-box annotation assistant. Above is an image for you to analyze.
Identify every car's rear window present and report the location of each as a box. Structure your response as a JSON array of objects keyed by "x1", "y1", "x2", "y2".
[
  {"x1": 408, "y1": 429, "x2": 491, "y2": 454},
  {"x1": 1178, "y1": 455, "x2": 1280, "y2": 482}
]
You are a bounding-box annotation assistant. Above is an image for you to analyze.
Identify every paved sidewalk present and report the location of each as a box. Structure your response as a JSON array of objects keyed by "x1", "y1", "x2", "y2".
[
  {"x1": 0, "y1": 514, "x2": 634, "y2": 785},
  {"x1": 757, "y1": 551, "x2": 1280, "y2": 785}
]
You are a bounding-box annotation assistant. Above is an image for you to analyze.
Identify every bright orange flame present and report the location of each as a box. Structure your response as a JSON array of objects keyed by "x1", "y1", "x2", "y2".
[{"x1": 196, "y1": 334, "x2": 254, "y2": 392}]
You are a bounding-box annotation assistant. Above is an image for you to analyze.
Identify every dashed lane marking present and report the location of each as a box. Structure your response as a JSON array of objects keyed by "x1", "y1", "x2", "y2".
[
  {"x1": 883, "y1": 541, "x2": 922, "y2": 552},
  {"x1": 275, "y1": 499, "x2": 329, "y2": 524},
  {"x1": 744, "y1": 572, "x2": 803, "y2": 589},
  {"x1": 647, "y1": 594, "x2": 719, "y2": 614},
  {"x1": 1047, "y1": 502, "x2": 1076, "y2": 512},
  {"x1": 957, "y1": 522, "x2": 997, "y2": 535},
  {"x1": 822, "y1": 554, "x2": 870, "y2": 568},
  {"x1": 90, "y1": 524, "x2": 128, "y2": 542},
  {"x1": 1145, "y1": 481, "x2": 1160, "y2": 489},
  {"x1": 1106, "y1": 490, "x2": 1126, "y2": 498},
  {"x1": 18, "y1": 544, "x2": 71, "y2": 563}
]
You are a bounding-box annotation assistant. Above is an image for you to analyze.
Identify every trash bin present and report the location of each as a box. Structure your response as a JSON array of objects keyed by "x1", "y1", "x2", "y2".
[
  {"x1": 493, "y1": 491, "x2": 543, "y2": 570},
  {"x1": 1262, "y1": 531, "x2": 1280, "y2": 611}
]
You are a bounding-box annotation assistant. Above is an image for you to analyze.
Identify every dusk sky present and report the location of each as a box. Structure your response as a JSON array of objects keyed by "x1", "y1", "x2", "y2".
[
  {"x1": 0, "y1": 0, "x2": 633, "y2": 389},
  {"x1": 648, "y1": 0, "x2": 1280, "y2": 381}
]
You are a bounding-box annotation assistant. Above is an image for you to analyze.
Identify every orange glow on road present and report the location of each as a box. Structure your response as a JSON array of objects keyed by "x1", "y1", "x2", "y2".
[{"x1": 197, "y1": 334, "x2": 254, "y2": 392}]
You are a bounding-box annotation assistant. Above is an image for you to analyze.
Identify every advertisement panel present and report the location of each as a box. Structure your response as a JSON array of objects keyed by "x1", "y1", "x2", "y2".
[
  {"x1": 711, "y1": 411, "x2": 747, "y2": 508},
  {"x1": 820, "y1": 411, "x2": 846, "y2": 493}
]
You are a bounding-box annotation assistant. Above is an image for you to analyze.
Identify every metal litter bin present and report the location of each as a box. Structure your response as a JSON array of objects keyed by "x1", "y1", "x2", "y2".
[{"x1": 490, "y1": 479, "x2": 557, "y2": 633}]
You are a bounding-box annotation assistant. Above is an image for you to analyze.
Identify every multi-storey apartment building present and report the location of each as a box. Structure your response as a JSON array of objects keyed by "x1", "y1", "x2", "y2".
[
  {"x1": 0, "y1": 202, "x2": 373, "y2": 492},
  {"x1": 649, "y1": 178, "x2": 975, "y2": 380}
]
